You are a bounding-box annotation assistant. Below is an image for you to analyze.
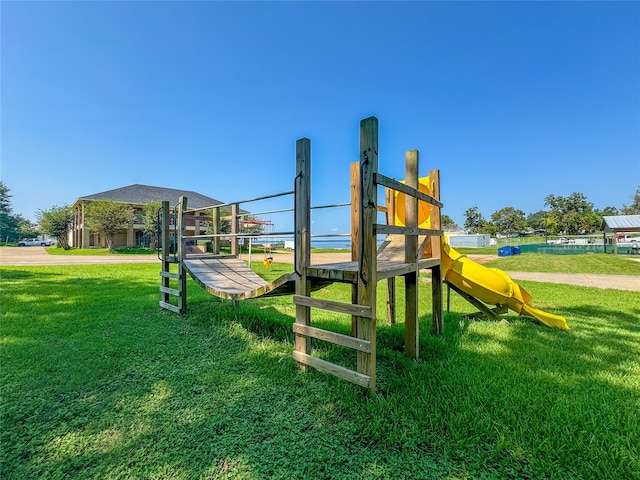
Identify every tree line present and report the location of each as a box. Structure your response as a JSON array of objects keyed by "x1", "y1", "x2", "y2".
[
  {"x1": 2, "y1": 181, "x2": 639, "y2": 248},
  {"x1": 451, "y1": 188, "x2": 640, "y2": 237}
]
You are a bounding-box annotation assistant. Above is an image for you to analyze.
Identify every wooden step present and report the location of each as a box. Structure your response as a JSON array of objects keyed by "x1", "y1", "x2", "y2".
[
  {"x1": 293, "y1": 324, "x2": 371, "y2": 353},
  {"x1": 159, "y1": 301, "x2": 181, "y2": 314},
  {"x1": 159, "y1": 286, "x2": 181, "y2": 297},
  {"x1": 292, "y1": 351, "x2": 370, "y2": 389},
  {"x1": 159, "y1": 271, "x2": 180, "y2": 280},
  {"x1": 293, "y1": 294, "x2": 372, "y2": 318}
]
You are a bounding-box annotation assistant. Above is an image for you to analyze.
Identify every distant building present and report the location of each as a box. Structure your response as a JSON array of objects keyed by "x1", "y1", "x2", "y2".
[
  {"x1": 446, "y1": 233, "x2": 491, "y2": 248},
  {"x1": 601, "y1": 215, "x2": 640, "y2": 255},
  {"x1": 70, "y1": 184, "x2": 224, "y2": 249}
]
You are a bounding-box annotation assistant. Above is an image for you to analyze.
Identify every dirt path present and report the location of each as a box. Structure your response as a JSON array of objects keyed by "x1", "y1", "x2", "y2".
[{"x1": 2, "y1": 247, "x2": 639, "y2": 291}]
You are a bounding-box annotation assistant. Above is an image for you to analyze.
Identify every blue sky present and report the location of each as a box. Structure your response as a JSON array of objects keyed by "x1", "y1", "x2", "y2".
[{"x1": 2, "y1": 1, "x2": 639, "y2": 236}]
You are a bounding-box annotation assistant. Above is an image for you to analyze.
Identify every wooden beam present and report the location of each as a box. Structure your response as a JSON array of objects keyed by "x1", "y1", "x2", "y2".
[
  {"x1": 159, "y1": 271, "x2": 180, "y2": 280},
  {"x1": 374, "y1": 173, "x2": 443, "y2": 208},
  {"x1": 447, "y1": 281, "x2": 504, "y2": 321},
  {"x1": 212, "y1": 206, "x2": 220, "y2": 254},
  {"x1": 350, "y1": 162, "x2": 360, "y2": 263},
  {"x1": 292, "y1": 351, "x2": 370, "y2": 389},
  {"x1": 230, "y1": 203, "x2": 239, "y2": 257},
  {"x1": 293, "y1": 295, "x2": 372, "y2": 318},
  {"x1": 429, "y1": 169, "x2": 443, "y2": 334},
  {"x1": 386, "y1": 277, "x2": 396, "y2": 325},
  {"x1": 177, "y1": 196, "x2": 188, "y2": 314},
  {"x1": 404, "y1": 150, "x2": 419, "y2": 359},
  {"x1": 159, "y1": 286, "x2": 181, "y2": 296},
  {"x1": 350, "y1": 162, "x2": 360, "y2": 337},
  {"x1": 160, "y1": 201, "x2": 171, "y2": 305},
  {"x1": 357, "y1": 116, "x2": 378, "y2": 394},
  {"x1": 294, "y1": 137, "x2": 312, "y2": 362},
  {"x1": 292, "y1": 324, "x2": 372, "y2": 353},
  {"x1": 375, "y1": 224, "x2": 442, "y2": 236},
  {"x1": 159, "y1": 301, "x2": 181, "y2": 314}
]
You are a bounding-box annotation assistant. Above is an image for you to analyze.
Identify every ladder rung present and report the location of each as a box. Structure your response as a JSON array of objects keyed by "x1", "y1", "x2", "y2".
[
  {"x1": 293, "y1": 295, "x2": 372, "y2": 318},
  {"x1": 160, "y1": 271, "x2": 180, "y2": 279},
  {"x1": 293, "y1": 323, "x2": 371, "y2": 353},
  {"x1": 160, "y1": 286, "x2": 181, "y2": 296},
  {"x1": 292, "y1": 351, "x2": 370, "y2": 389},
  {"x1": 159, "y1": 301, "x2": 181, "y2": 314}
]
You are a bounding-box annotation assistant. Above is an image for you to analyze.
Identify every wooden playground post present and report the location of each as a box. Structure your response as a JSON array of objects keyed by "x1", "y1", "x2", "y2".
[
  {"x1": 231, "y1": 203, "x2": 239, "y2": 256},
  {"x1": 212, "y1": 206, "x2": 220, "y2": 254},
  {"x1": 294, "y1": 138, "x2": 312, "y2": 361},
  {"x1": 177, "y1": 196, "x2": 188, "y2": 313},
  {"x1": 160, "y1": 201, "x2": 171, "y2": 305},
  {"x1": 404, "y1": 150, "x2": 420, "y2": 359},
  {"x1": 350, "y1": 162, "x2": 360, "y2": 336},
  {"x1": 357, "y1": 116, "x2": 378, "y2": 394},
  {"x1": 429, "y1": 169, "x2": 444, "y2": 335},
  {"x1": 385, "y1": 186, "x2": 397, "y2": 326}
]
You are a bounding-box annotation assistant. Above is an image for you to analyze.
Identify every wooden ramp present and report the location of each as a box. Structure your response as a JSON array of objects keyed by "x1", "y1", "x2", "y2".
[{"x1": 182, "y1": 255, "x2": 330, "y2": 301}]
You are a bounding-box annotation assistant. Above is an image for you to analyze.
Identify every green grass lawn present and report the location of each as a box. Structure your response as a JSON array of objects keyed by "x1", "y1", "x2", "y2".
[
  {"x1": 483, "y1": 252, "x2": 640, "y2": 275},
  {"x1": 2, "y1": 263, "x2": 639, "y2": 479}
]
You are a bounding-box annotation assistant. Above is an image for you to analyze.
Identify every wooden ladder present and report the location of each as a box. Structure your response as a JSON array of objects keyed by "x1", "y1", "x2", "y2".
[
  {"x1": 159, "y1": 200, "x2": 187, "y2": 314},
  {"x1": 292, "y1": 119, "x2": 379, "y2": 394}
]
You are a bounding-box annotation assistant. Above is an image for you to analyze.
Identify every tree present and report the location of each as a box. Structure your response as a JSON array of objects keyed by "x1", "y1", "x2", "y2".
[
  {"x1": 142, "y1": 201, "x2": 162, "y2": 249},
  {"x1": 463, "y1": 206, "x2": 485, "y2": 233},
  {"x1": 85, "y1": 200, "x2": 135, "y2": 252},
  {"x1": 17, "y1": 216, "x2": 39, "y2": 239},
  {"x1": 441, "y1": 214, "x2": 459, "y2": 231},
  {"x1": 621, "y1": 186, "x2": 640, "y2": 215},
  {"x1": 544, "y1": 192, "x2": 599, "y2": 235},
  {"x1": 598, "y1": 206, "x2": 619, "y2": 217},
  {"x1": 526, "y1": 210, "x2": 548, "y2": 231},
  {"x1": 490, "y1": 207, "x2": 527, "y2": 237},
  {"x1": 0, "y1": 181, "x2": 21, "y2": 243},
  {"x1": 36, "y1": 205, "x2": 74, "y2": 250}
]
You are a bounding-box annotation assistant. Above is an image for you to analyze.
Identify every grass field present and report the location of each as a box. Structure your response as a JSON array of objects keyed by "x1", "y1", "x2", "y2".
[{"x1": 2, "y1": 260, "x2": 639, "y2": 479}]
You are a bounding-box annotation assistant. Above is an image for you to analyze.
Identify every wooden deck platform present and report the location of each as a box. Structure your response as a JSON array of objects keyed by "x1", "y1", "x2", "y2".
[{"x1": 183, "y1": 255, "x2": 332, "y2": 301}]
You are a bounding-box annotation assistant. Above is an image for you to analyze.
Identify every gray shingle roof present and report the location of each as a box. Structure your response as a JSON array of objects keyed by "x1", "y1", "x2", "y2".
[
  {"x1": 602, "y1": 215, "x2": 640, "y2": 232},
  {"x1": 78, "y1": 184, "x2": 223, "y2": 210}
]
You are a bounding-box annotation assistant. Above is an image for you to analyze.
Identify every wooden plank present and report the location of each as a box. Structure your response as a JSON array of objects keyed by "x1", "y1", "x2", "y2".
[
  {"x1": 161, "y1": 201, "x2": 172, "y2": 305},
  {"x1": 159, "y1": 286, "x2": 181, "y2": 296},
  {"x1": 385, "y1": 183, "x2": 396, "y2": 226},
  {"x1": 431, "y1": 265, "x2": 443, "y2": 335},
  {"x1": 293, "y1": 295, "x2": 372, "y2": 318},
  {"x1": 429, "y1": 169, "x2": 442, "y2": 261},
  {"x1": 417, "y1": 235, "x2": 431, "y2": 259},
  {"x1": 447, "y1": 281, "x2": 504, "y2": 321},
  {"x1": 404, "y1": 150, "x2": 419, "y2": 359},
  {"x1": 159, "y1": 301, "x2": 181, "y2": 314},
  {"x1": 375, "y1": 224, "x2": 442, "y2": 236},
  {"x1": 292, "y1": 324, "x2": 372, "y2": 353},
  {"x1": 357, "y1": 116, "x2": 378, "y2": 394},
  {"x1": 159, "y1": 271, "x2": 180, "y2": 280},
  {"x1": 374, "y1": 172, "x2": 443, "y2": 208},
  {"x1": 429, "y1": 169, "x2": 444, "y2": 334},
  {"x1": 231, "y1": 203, "x2": 239, "y2": 256},
  {"x1": 211, "y1": 206, "x2": 220, "y2": 254},
  {"x1": 295, "y1": 137, "x2": 312, "y2": 361},
  {"x1": 350, "y1": 162, "x2": 360, "y2": 262},
  {"x1": 292, "y1": 351, "x2": 370, "y2": 389},
  {"x1": 386, "y1": 277, "x2": 396, "y2": 326},
  {"x1": 177, "y1": 196, "x2": 188, "y2": 313}
]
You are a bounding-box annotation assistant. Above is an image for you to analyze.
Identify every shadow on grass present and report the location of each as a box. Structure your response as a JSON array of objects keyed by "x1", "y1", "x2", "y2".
[{"x1": 3, "y1": 266, "x2": 639, "y2": 479}]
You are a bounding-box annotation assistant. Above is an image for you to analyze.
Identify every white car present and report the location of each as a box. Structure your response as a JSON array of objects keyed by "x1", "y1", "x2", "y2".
[{"x1": 18, "y1": 239, "x2": 51, "y2": 247}]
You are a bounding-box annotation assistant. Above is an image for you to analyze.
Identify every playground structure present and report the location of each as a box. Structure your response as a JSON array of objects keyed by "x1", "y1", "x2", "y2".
[{"x1": 159, "y1": 116, "x2": 568, "y2": 394}]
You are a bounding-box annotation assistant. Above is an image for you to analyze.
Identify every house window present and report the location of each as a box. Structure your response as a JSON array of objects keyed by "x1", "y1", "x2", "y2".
[{"x1": 135, "y1": 231, "x2": 151, "y2": 248}]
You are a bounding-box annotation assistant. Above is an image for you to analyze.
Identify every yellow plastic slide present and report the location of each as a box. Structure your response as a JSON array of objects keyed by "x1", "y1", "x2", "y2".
[{"x1": 394, "y1": 180, "x2": 569, "y2": 330}]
